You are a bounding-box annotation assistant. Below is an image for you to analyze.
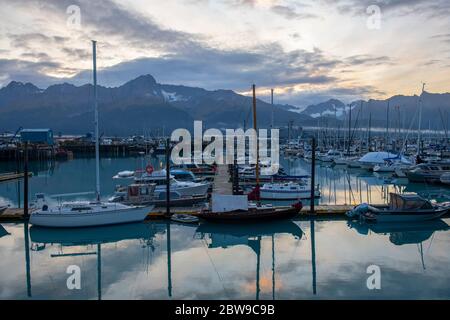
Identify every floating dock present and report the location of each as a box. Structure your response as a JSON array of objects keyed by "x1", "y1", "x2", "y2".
[
  {"x1": 6, "y1": 205, "x2": 440, "y2": 222},
  {"x1": 0, "y1": 172, "x2": 32, "y2": 183}
]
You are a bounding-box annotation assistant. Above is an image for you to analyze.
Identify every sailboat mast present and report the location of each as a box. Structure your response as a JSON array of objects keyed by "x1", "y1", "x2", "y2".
[
  {"x1": 418, "y1": 83, "x2": 425, "y2": 155},
  {"x1": 252, "y1": 85, "x2": 260, "y2": 187},
  {"x1": 271, "y1": 89, "x2": 274, "y2": 129},
  {"x1": 347, "y1": 104, "x2": 351, "y2": 155},
  {"x1": 92, "y1": 40, "x2": 100, "y2": 201}
]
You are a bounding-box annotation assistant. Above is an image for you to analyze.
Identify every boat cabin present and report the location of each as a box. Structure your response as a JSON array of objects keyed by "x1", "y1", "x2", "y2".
[{"x1": 389, "y1": 193, "x2": 433, "y2": 211}]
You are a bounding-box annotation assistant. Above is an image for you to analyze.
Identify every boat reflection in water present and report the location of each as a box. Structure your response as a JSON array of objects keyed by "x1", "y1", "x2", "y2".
[
  {"x1": 29, "y1": 222, "x2": 167, "y2": 300},
  {"x1": 0, "y1": 224, "x2": 9, "y2": 238},
  {"x1": 29, "y1": 222, "x2": 166, "y2": 246},
  {"x1": 348, "y1": 219, "x2": 449, "y2": 269},
  {"x1": 196, "y1": 220, "x2": 304, "y2": 299}
]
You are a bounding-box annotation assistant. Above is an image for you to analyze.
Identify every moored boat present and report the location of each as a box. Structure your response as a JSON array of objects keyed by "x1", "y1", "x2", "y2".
[
  {"x1": 29, "y1": 194, "x2": 153, "y2": 228},
  {"x1": 346, "y1": 193, "x2": 449, "y2": 223},
  {"x1": 406, "y1": 163, "x2": 450, "y2": 183},
  {"x1": 260, "y1": 182, "x2": 320, "y2": 200},
  {"x1": 198, "y1": 194, "x2": 303, "y2": 222}
]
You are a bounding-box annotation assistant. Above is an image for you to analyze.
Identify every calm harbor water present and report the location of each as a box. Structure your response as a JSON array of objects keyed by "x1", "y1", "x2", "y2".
[{"x1": 1, "y1": 156, "x2": 450, "y2": 299}]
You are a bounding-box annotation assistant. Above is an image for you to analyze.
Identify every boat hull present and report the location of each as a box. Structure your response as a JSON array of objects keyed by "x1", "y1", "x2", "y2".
[
  {"x1": 154, "y1": 183, "x2": 209, "y2": 197},
  {"x1": 260, "y1": 190, "x2": 320, "y2": 200},
  {"x1": 368, "y1": 208, "x2": 448, "y2": 223},
  {"x1": 198, "y1": 206, "x2": 301, "y2": 222},
  {"x1": 29, "y1": 206, "x2": 153, "y2": 228}
]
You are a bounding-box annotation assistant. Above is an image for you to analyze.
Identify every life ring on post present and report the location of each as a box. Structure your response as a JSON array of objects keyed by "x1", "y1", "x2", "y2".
[{"x1": 145, "y1": 165, "x2": 154, "y2": 175}]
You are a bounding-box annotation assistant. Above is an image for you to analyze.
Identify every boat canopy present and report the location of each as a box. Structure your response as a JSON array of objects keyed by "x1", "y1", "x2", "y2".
[
  {"x1": 359, "y1": 152, "x2": 411, "y2": 165},
  {"x1": 211, "y1": 194, "x2": 248, "y2": 213},
  {"x1": 389, "y1": 193, "x2": 433, "y2": 210}
]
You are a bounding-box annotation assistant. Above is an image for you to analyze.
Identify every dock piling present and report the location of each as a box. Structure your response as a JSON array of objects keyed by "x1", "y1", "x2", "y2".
[
  {"x1": 23, "y1": 142, "x2": 29, "y2": 219},
  {"x1": 310, "y1": 138, "x2": 316, "y2": 214},
  {"x1": 165, "y1": 138, "x2": 171, "y2": 218}
]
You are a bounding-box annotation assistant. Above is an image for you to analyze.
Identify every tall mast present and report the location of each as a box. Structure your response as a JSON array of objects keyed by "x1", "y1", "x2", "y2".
[
  {"x1": 252, "y1": 85, "x2": 260, "y2": 187},
  {"x1": 92, "y1": 40, "x2": 100, "y2": 201},
  {"x1": 271, "y1": 89, "x2": 274, "y2": 129},
  {"x1": 347, "y1": 104, "x2": 351, "y2": 155},
  {"x1": 418, "y1": 83, "x2": 425, "y2": 155},
  {"x1": 386, "y1": 99, "x2": 390, "y2": 151}
]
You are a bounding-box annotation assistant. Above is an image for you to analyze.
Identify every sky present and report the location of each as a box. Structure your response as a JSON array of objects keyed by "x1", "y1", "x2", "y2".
[{"x1": 0, "y1": 0, "x2": 449, "y2": 107}]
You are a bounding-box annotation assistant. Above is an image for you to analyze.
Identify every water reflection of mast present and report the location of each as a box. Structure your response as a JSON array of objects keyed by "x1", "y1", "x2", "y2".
[
  {"x1": 97, "y1": 244, "x2": 102, "y2": 300},
  {"x1": 271, "y1": 235, "x2": 275, "y2": 300},
  {"x1": 167, "y1": 222, "x2": 172, "y2": 298},
  {"x1": 310, "y1": 220, "x2": 317, "y2": 295},
  {"x1": 24, "y1": 222, "x2": 32, "y2": 298}
]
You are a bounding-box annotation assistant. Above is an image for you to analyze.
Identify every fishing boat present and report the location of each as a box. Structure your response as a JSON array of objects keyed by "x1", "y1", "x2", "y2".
[
  {"x1": 260, "y1": 182, "x2": 320, "y2": 200},
  {"x1": 347, "y1": 193, "x2": 449, "y2": 223},
  {"x1": 198, "y1": 194, "x2": 303, "y2": 222},
  {"x1": 406, "y1": 163, "x2": 450, "y2": 183},
  {"x1": 135, "y1": 169, "x2": 210, "y2": 197},
  {"x1": 109, "y1": 183, "x2": 208, "y2": 207},
  {"x1": 29, "y1": 41, "x2": 154, "y2": 228}
]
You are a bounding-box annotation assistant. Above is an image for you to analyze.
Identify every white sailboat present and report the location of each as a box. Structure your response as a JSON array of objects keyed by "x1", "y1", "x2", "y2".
[{"x1": 29, "y1": 41, "x2": 154, "y2": 228}]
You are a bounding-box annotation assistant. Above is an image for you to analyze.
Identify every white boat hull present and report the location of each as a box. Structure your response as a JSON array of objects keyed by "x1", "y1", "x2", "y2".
[
  {"x1": 260, "y1": 189, "x2": 321, "y2": 200},
  {"x1": 30, "y1": 205, "x2": 153, "y2": 228},
  {"x1": 154, "y1": 183, "x2": 209, "y2": 197}
]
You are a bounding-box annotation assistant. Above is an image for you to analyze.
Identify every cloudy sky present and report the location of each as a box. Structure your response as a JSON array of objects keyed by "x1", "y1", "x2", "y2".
[{"x1": 0, "y1": 0, "x2": 449, "y2": 107}]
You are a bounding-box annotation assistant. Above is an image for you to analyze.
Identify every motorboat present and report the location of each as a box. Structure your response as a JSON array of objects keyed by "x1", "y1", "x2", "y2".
[
  {"x1": 198, "y1": 194, "x2": 303, "y2": 222},
  {"x1": 260, "y1": 182, "x2": 321, "y2": 200},
  {"x1": 373, "y1": 161, "x2": 411, "y2": 173},
  {"x1": 358, "y1": 152, "x2": 411, "y2": 171},
  {"x1": 171, "y1": 214, "x2": 199, "y2": 224},
  {"x1": 109, "y1": 183, "x2": 208, "y2": 207},
  {"x1": 334, "y1": 156, "x2": 359, "y2": 166},
  {"x1": 407, "y1": 163, "x2": 450, "y2": 183},
  {"x1": 113, "y1": 170, "x2": 135, "y2": 179},
  {"x1": 135, "y1": 169, "x2": 210, "y2": 197},
  {"x1": 319, "y1": 150, "x2": 342, "y2": 163},
  {"x1": 29, "y1": 194, "x2": 153, "y2": 228},
  {"x1": 346, "y1": 193, "x2": 449, "y2": 223}
]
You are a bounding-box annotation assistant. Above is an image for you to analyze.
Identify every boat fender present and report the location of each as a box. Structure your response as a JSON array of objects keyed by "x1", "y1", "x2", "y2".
[
  {"x1": 146, "y1": 165, "x2": 154, "y2": 175},
  {"x1": 292, "y1": 201, "x2": 303, "y2": 211}
]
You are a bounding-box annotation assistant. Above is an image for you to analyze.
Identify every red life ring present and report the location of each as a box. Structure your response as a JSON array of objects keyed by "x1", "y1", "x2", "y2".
[{"x1": 145, "y1": 165, "x2": 154, "y2": 175}]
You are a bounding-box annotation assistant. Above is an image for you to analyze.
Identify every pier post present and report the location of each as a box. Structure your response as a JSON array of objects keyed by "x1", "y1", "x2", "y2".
[
  {"x1": 165, "y1": 138, "x2": 171, "y2": 218},
  {"x1": 23, "y1": 142, "x2": 29, "y2": 219},
  {"x1": 310, "y1": 138, "x2": 316, "y2": 214}
]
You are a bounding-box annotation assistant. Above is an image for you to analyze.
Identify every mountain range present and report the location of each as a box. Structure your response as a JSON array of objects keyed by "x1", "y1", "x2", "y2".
[{"x1": 0, "y1": 74, "x2": 449, "y2": 135}]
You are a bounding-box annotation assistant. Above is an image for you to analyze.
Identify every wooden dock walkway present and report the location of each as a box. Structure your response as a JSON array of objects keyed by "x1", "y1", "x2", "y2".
[
  {"x1": 0, "y1": 172, "x2": 32, "y2": 183},
  {"x1": 212, "y1": 165, "x2": 233, "y2": 195}
]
